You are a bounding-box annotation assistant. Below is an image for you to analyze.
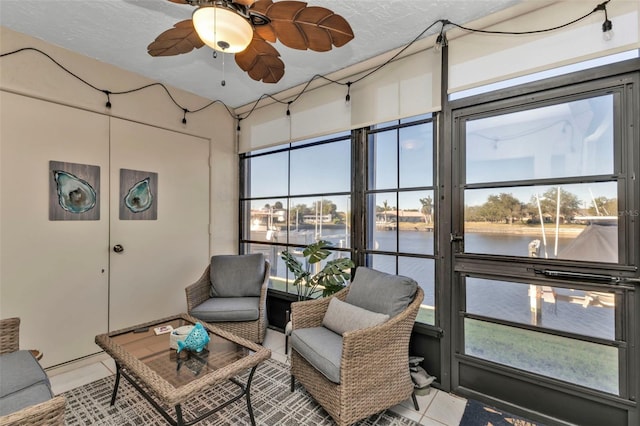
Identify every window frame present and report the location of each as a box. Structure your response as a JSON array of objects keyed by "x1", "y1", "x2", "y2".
[
  {"x1": 361, "y1": 114, "x2": 438, "y2": 325},
  {"x1": 450, "y1": 69, "x2": 639, "y2": 400},
  {"x1": 240, "y1": 132, "x2": 354, "y2": 296}
]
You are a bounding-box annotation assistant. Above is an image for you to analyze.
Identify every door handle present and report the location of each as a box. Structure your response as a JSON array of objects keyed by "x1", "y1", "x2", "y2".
[
  {"x1": 450, "y1": 233, "x2": 464, "y2": 243},
  {"x1": 113, "y1": 244, "x2": 124, "y2": 253}
]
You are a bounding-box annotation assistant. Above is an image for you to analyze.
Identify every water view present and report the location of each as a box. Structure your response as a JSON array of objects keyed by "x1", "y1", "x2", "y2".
[
  {"x1": 255, "y1": 227, "x2": 614, "y2": 334},
  {"x1": 251, "y1": 226, "x2": 618, "y2": 394}
]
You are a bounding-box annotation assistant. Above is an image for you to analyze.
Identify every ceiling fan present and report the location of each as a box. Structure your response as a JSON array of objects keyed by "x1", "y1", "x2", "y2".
[{"x1": 148, "y1": 0, "x2": 354, "y2": 83}]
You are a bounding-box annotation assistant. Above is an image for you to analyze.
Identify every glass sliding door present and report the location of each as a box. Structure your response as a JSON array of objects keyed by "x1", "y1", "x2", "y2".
[{"x1": 451, "y1": 72, "x2": 638, "y2": 425}]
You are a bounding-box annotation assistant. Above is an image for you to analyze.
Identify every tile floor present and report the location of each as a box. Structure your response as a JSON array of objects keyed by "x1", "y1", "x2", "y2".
[{"x1": 47, "y1": 328, "x2": 467, "y2": 426}]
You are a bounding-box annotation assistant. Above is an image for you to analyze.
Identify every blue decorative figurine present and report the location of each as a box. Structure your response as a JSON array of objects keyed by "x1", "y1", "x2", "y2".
[{"x1": 176, "y1": 322, "x2": 210, "y2": 353}]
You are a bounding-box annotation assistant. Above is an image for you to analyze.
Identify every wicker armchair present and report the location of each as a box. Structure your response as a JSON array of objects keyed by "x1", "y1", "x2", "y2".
[
  {"x1": 185, "y1": 255, "x2": 270, "y2": 344},
  {"x1": 0, "y1": 318, "x2": 66, "y2": 426},
  {"x1": 290, "y1": 274, "x2": 424, "y2": 426}
]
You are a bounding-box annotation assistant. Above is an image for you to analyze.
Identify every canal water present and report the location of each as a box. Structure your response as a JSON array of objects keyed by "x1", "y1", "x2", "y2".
[{"x1": 267, "y1": 228, "x2": 615, "y2": 340}]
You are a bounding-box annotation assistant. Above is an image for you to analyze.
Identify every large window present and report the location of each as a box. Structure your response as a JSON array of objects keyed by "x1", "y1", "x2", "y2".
[
  {"x1": 241, "y1": 132, "x2": 352, "y2": 296},
  {"x1": 240, "y1": 115, "x2": 437, "y2": 325},
  {"x1": 364, "y1": 114, "x2": 436, "y2": 325},
  {"x1": 463, "y1": 94, "x2": 618, "y2": 262}
]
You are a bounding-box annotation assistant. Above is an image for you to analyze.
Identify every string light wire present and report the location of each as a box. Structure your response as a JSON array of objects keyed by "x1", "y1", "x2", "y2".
[{"x1": 0, "y1": 1, "x2": 615, "y2": 125}]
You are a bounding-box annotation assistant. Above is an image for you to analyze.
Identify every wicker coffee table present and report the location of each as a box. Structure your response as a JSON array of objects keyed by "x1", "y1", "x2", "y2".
[{"x1": 95, "y1": 313, "x2": 271, "y2": 426}]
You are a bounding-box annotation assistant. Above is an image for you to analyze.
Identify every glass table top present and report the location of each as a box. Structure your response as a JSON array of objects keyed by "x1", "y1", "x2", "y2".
[{"x1": 109, "y1": 316, "x2": 251, "y2": 388}]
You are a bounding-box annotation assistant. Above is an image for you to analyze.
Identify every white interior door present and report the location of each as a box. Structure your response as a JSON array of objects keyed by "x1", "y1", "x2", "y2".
[
  {"x1": 108, "y1": 118, "x2": 210, "y2": 330},
  {"x1": 0, "y1": 92, "x2": 110, "y2": 367}
]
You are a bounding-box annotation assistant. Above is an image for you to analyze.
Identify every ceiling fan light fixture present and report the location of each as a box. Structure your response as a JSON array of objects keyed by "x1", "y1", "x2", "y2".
[{"x1": 192, "y1": 5, "x2": 253, "y2": 53}]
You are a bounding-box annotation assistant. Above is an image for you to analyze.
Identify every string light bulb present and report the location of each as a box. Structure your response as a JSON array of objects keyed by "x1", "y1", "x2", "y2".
[
  {"x1": 345, "y1": 82, "x2": 352, "y2": 104},
  {"x1": 434, "y1": 32, "x2": 447, "y2": 54},
  {"x1": 103, "y1": 90, "x2": 112, "y2": 109},
  {"x1": 602, "y1": 16, "x2": 613, "y2": 41},
  {"x1": 595, "y1": 1, "x2": 613, "y2": 41}
]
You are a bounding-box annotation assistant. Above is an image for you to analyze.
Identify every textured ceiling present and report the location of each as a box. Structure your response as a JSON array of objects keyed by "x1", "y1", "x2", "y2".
[{"x1": 1, "y1": 0, "x2": 524, "y2": 108}]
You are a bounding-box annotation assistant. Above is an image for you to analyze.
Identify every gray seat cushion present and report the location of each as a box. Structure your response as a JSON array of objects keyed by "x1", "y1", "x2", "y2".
[
  {"x1": 345, "y1": 266, "x2": 418, "y2": 317},
  {"x1": 0, "y1": 351, "x2": 51, "y2": 398},
  {"x1": 0, "y1": 350, "x2": 53, "y2": 416},
  {"x1": 210, "y1": 254, "x2": 265, "y2": 297},
  {"x1": 0, "y1": 382, "x2": 53, "y2": 416},
  {"x1": 291, "y1": 327, "x2": 343, "y2": 384},
  {"x1": 190, "y1": 297, "x2": 260, "y2": 322}
]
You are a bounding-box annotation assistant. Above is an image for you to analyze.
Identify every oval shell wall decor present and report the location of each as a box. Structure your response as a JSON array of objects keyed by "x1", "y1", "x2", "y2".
[
  {"x1": 49, "y1": 161, "x2": 100, "y2": 221},
  {"x1": 53, "y1": 170, "x2": 97, "y2": 213},
  {"x1": 124, "y1": 177, "x2": 153, "y2": 213},
  {"x1": 119, "y1": 168, "x2": 158, "y2": 220}
]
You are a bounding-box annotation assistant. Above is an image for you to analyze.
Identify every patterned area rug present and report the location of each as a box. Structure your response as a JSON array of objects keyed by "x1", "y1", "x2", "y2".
[
  {"x1": 460, "y1": 399, "x2": 541, "y2": 426},
  {"x1": 63, "y1": 358, "x2": 420, "y2": 425}
]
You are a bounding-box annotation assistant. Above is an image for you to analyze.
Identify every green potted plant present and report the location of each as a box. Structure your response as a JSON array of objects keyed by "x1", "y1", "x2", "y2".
[
  {"x1": 281, "y1": 240, "x2": 355, "y2": 354},
  {"x1": 280, "y1": 239, "x2": 355, "y2": 300}
]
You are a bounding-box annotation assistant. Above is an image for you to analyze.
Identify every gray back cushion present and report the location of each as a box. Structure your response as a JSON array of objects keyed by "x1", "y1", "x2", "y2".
[
  {"x1": 210, "y1": 253, "x2": 265, "y2": 297},
  {"x1": 322, "y1": 298, "x2": 389, "y2": 335},
  {"x1": 345, "y1": 266, "x2": 417, "y2": 317}
]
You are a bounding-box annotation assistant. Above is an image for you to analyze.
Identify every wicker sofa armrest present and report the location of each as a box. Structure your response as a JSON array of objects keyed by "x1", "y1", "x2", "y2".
[
  {"x1": 0, "y1": 317, "x2": 20, "y2": 355},
  {"x1": 257, "y1": 260, "x2": 271, "y2": 323},
  {"x1": 339, "y1": 287, "x2": 424, "y2": 382},
  {"x1": 291, "y1": 287, "x2": 349, "y2": 330},
  {"x1": 258, "y1": 260, "x2": 271, "y2": 305},
  {"x1": 185, "y1": 266, "x2": 212, "y2": 311},
  {"x1": 0, "y1": 395, "x2": 66, "y2": 426}
]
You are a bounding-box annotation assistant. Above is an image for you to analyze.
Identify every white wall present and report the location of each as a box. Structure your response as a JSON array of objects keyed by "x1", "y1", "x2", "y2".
[
  {"x1": 0, "y1": 27, "x2": 237, "y2": 365},
  {"x1": 0, "y1": 27, "x2": 238, "y2": 256}
]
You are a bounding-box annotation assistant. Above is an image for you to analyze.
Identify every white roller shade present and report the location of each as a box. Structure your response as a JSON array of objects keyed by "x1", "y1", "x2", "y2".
[
  {"x1": 238, "y1": 46, "x2": 442, "y2": 153},
  {"x1": 351, "y1": 49, "x2": 441, "y2": 129},
  {"x1": 238, "y1": 101, "x2": 290, "y2": 153},
  {"x1": 449, "y1": 0, "x2": 640, "y2": 94},
  {"x1": 290, "y1": 83, "x2": 351, "y2": 142}
]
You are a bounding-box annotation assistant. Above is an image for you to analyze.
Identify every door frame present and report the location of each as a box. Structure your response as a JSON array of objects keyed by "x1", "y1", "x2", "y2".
[{"x1": 446, "y1": 59, "x2": 640, "y2": 426}]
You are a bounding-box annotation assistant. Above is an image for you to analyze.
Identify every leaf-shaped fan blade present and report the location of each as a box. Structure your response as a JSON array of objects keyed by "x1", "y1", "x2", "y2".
[
  {"x1": 168, "y1": 0, "x2": 189, "y2": 4},
  {"x1": 250, "y1": 0, "x2": 354, "y2": 52},
  {"x1": 147, "y1": 20, "x2": 204, "y2": 57},
  {"x1": 235, "y1": 37, "x2": 285, "y2": 83},
  {"x1": 234, "y1": 0, "x2": 257, "y2": 5},
  {"x1": 254, "y1": 21, "x2": 277, "y2": 43}
]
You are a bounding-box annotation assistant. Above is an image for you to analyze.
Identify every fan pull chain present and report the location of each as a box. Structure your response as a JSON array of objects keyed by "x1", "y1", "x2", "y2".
[{"x1": 221, "y1": 52, "x2": 226, "y2": 87}]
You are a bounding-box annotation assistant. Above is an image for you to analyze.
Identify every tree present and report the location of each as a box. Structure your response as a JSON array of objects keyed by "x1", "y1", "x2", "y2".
[
  {"x1": 588, "y1": 196, "x2": 617, "y2": 216},
  {"x1": 290, "y1": 203, "x2": 308, "y2": 224},
  {"x1": 533, "y1": 188, "x2": 581, "y2": 223},
  {"x1": 313, "y1": 199, "x2": 337, "y2": 220},
  {"x1": 465, "y1": 205, "x2": 484, "y2": 222},
  {"x1": 419, "y1": 196, "x2": 433, "y2": 224},
  {"x1": 479, "y1": 193, "x2": 522, "y2": 223},
  {"x1": 382, "y1": 200, "x2": 389, "y2": 222}
]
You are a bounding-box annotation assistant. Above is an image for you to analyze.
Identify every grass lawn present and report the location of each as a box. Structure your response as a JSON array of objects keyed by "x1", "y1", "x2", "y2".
[{"x1": 465, "y1": 319, "x2": 618, "y2": 394}]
